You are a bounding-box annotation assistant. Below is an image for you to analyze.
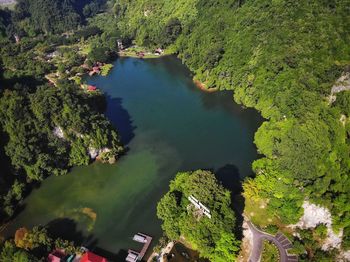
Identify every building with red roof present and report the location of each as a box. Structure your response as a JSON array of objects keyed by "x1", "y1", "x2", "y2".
[
  {"x1": 48, "y1": 249, "x2": 66, "y2": 262},
  {"x1": 92, "y1": 66, "x2": 101, "y2": 73},
  {"x1": 80, "y1": 251, "x2": 107, "y2": 262},
  {"x1": 87, "y1": 85, "x2": 97, "y2": 91}
]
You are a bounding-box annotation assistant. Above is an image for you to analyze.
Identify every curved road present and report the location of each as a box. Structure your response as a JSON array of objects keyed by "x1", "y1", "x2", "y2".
[{"x1": 247, "y1": 221, "x2": 298, "y2": 262}]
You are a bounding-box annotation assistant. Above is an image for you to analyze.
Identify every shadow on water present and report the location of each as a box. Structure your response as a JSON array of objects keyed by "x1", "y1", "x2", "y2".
[
  {"x1": 93, "y1": 247, "x2": 128, "y2": 262},
  {"x1": 105, "y1": 96, "x2": 136, "y2": 145},
  {"x1": 216, "y1": 164, "x2": 242, "y2": 195},
  {"x1": 46, "y1": 218, "x2": 127, "y2": 261},
  {"x1": 215, "y1": 164, "x2": 245, "y2": 240},
  {"x1": 199, "y1": 90, "x2": 264, "y2": 131},
  {"x1": 46, "y1": 218, "x2": 87, "y2": 245}
]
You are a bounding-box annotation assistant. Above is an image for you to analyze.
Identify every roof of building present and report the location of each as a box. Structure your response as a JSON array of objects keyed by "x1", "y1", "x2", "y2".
[
  {"x1": 88, "y1": 85, "x2": 97, "y2": 91},
  {"x1": 80, "y1": 251, "x2": 107, "y2": 262},
  {"x1": 48, "y1": 249, "x2": 66, "y2": 262}
]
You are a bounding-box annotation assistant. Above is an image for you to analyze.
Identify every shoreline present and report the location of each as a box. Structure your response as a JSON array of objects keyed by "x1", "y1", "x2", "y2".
[
  {"x1": 193, "y1": 80, "x2": 218, "y2": 93},
  {"x1": 118, "y1": 51, "x2": 173, "y2": 60},
  {"x1": 147, "y1": 238, "x2": 201, "y2": 262},
  {"x1": 147, "y1": 241, "x2": 175, "y2": 262}
]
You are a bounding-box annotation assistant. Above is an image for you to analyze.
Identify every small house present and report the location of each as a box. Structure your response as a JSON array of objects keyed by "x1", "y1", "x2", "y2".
[
  {"x1": 126, "y1": 250, "x2": 139, "y2": 262},
  {"x1": 87, "y1": 85, "x2": 97, "y2": 92},
  {"x1": 92, "y1": 66, "x2": 101, "y2": 73},
  {"x1": 137, "y1": 51, "x2": 145, "y2": 58},
  {"x1": 155, "y1": 48, "x2": 163, "y2": 55},
  {"x1": 117, "y1": 40, "x2": 124, "y2": 50},
  {"x1": 133, "y1": 234, "x2": 147, "y2": 243},
  {"x1": 89, "y1": 66, "x2": 101, "y2": 76},
  {"x1": 48, "y1": 249, "x2": 66, "y2": 262}
]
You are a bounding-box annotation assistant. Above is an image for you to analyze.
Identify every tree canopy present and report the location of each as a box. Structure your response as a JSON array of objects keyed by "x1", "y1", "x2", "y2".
[
  {"x1": 157, "y1": 170, "x2": 240, "y2": 261},
  {"x1": 4, "y1": 0, "x2": 107, "y2": 36}
]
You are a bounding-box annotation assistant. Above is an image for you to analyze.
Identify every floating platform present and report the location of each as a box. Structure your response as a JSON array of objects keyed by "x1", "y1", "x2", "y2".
[
  {"x1": 126, "y1": 250, "x2": 139, "y2": 262},
  {"x1": 133, "y1": 233, "x2": 147, "y2": 243},
  {"x1": 126, "y1": 233, "x2": 152, "y2": 261}
]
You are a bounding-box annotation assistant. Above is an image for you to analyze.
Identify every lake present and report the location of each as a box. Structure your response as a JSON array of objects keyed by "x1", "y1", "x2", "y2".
[{"x1": 3, "y1": 56, "x2": 262, "y2": 260}]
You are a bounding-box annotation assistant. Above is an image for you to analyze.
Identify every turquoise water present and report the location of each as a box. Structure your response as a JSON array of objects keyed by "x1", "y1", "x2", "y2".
[{"x1": 4, "y1": 56, "x2": 261, "y2": 259}]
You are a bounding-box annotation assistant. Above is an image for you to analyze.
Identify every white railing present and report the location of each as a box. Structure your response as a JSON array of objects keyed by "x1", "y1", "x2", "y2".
[{"x1": 188, "y1": 195, "x2": 212, "y2": 219}]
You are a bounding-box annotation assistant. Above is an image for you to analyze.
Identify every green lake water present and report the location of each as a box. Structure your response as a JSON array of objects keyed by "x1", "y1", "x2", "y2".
[{"x1": 3, "y1": 56, "x2": 262, "y2": 260}]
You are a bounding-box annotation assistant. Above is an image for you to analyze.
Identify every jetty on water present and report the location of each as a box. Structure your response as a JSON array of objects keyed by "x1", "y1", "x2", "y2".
[{"x1": 126, "y1": 233, "x2": 152, "y2": 262}]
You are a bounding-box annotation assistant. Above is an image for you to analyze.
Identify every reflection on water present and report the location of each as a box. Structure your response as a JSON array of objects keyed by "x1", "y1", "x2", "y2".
[{"x1": 3, "y1": 56, "x2": 262, "y2": 258}]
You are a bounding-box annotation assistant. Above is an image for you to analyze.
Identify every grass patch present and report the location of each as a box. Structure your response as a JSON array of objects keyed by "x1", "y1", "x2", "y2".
[
  {"x1": 100, "y1": 63, "x2": 113, "y2": 76},
  {"x1": 70, "y1": 75, "x2": 82, "y2": 85},
  {"x1": 79, "y1": 43, "x2": 91, "y2": 55},
  {"x1": 245, "y1": 198, "x2": 275, "y2": 227}
]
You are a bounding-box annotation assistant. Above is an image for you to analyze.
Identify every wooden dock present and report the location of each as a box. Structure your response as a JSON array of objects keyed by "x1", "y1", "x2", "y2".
[
  {"x1": 126, "y1": 250, "x2": 139, "y2": 262},
  {"x1": 126, "y1": 233, "x2": 152, "y2": 261},
  {"x1": 137, "y1": 233, "x2": 152, "y2": 259}
]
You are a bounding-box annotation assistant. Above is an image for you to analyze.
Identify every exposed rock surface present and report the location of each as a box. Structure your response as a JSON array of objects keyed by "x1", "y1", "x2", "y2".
[
  {"x1": 293, "y1": 201, "x2": 332, "y2": 228},
  {"x1": 290, "y1": 201, "x2": 343, "y2": 251},
  {"x1": 329, "y1": 72, "x2": 350, "y2": 104},
  {"x1": 331, "y1": 72, "x2": 350, "y2": 94},
  {"x1": 53, "y1": 126, "x2": 65, "y2": 139},
  {"x1": 88, "y1": 147, "x2": 112, "y2": 161}
]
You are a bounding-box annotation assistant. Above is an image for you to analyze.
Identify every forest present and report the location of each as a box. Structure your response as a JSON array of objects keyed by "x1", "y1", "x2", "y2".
[
  {"x1": 113, "y1": 0, "x2": 350, "y2": 260},
  {"x1": 2, "y1": 0, "x2": 106, "y2": 36}
]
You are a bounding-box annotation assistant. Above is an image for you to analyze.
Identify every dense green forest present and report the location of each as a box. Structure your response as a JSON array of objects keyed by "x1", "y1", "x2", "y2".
[
  {"x1": 3, "y1": 0, "x2": 107, "y2": 36},
  {"x1": 113, "y1": 0, "x2": 350, "y2": 260},
  {"x1": 157, "y1": 170, "x2": 240, "y2": 262}
]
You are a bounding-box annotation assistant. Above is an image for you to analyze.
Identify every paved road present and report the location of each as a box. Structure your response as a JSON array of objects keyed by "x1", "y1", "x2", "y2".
[{"x1": 247, "y1": 221, "x2": 298, "y2": 262}]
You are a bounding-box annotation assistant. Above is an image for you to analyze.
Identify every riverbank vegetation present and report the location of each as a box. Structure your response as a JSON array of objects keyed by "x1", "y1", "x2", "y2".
[
  {"x1": 1, "y1": 225, "x2": 78, "y2": 261},
  {"x1": 157, "y1": 170, "x2": 240, "y2": 261},
  {"x1": 113, "y1": 0, "x2": 350, "y2": 260},
  {"x1": 6, "y1": 0, "x2": 106, "y2": 35}
]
